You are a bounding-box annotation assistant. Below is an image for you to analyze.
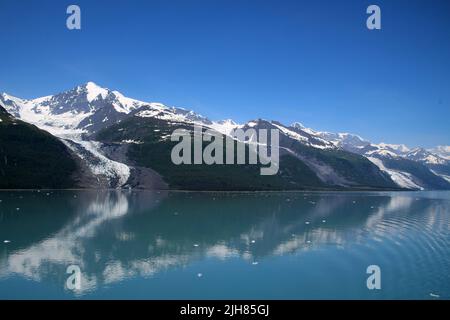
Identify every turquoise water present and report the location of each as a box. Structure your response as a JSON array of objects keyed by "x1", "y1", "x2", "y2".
[{"x1": 0, "y1": 190, "x2": 449, "y2": 299}]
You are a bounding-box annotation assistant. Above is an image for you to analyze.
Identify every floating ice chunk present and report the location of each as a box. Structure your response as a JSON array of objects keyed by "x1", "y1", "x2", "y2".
[
  {"x1": 252, "y1": 262, "x2": 259, "y2": 265},
  {"x1": 3, "y1": 240, "x2": 10, "y2": 243},
  {"x1": 193, "y1": 244, "x2": 199, "y2": 247},
  {"x1": 305, "y1": 221, "x2": 310, "y2": 225},
  {"x1": 197, "y1": 273, "x2": 203, "y2": 278},
  {"x1": 429, "y1": 293, "x2": 440, "y2": 298},
  {"x1": 251, "y1": 240, "x2": 256, "y2": 244},
  {"x1": 322, "y1": 220, "x2": 326, "y2": 223}
]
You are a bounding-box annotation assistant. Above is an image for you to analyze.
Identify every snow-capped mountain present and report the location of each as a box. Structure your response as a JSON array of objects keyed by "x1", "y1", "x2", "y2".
[
  {"x1": 429, "y1": 146, "x2": 450, "y2": 160},
  {"x1": 405, "y1": 147, "x2": 448, "y2": 165},
  {"x1": 0, "y1": 82, "x2": 214, "y2": 137},
  {"x1": 311, "y1": 128, "x2": 449, "y2": 190},
  {"x1": 0, "y1": 82, "x2": 227, "y2": 189},
  {"x1": 1, "y1": 82, "x2": 162, "y2": 187},
  {"x1": 314, "y1": 128, "x2": 447, "y2": 164},
  {"x1": 1, "y1": 81, "x2": 449, "y2": 191}
]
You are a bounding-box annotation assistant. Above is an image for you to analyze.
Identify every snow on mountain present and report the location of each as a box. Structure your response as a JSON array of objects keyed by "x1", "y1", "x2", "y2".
[
  {"x1": 291, "y1": 122, "x2": 306, "y2": 130},
  {"x1": 272, "y1": 122, "x2": 309, "y2": 143},
  {"x1": 311, "y1": 127, "x2": 449, "y2": 189},
  {"x1": 376, "y1": 143, "x2": 410, "y2": 154},
  {"x1": 62, "y1": 139, "x2": 130, "y2": 187},
  {"x1": 0, "y1": 82, "x2": 218, "y2": 188},
  {"x1": 434, "y1": 172, "x2": 450, "y2": 183},
  {"x1": 0, "y1": 82, "x2": 219, "y2": 140},
  {"x1": 367, "y1": 157, "x2": 423, "y2": 190},
  {"x1": 314, "y1": 131, "x2": 373, "y2": 155},
  {"x1": 85, "y1": 81, "x2": 109, "y2": 102},
  {"x1": 366, "y1": 148, "x2": 400, "y2": 158},
  {"x1": 0, "y1": 82, "x2": 175, "y2": 135},
  {"x1": 110, "y1": 90, "x2": 157, "y2": 113},
  {"x1": 317, "y1": 132, "x2": 369, "y2": 147},
  {"x1": 0, "y1": 82, "x2": 152, "y2": 188},
  {"x1": 239, "y1": 119, "x2": 335, "y2": 149},
  {"x1": 405, "y1": 148, "x2": 448, "y2": 165},
  {"x1": 1, "y1": 82, "x2": 448, "y2": 190},
  {"x1": 285, "y1": 123, "x2": 335, "y2": 149},
  {"x1": 1, "y1": 92, "x2": 86, "y2": 136},
  {"x1": 134, "y1": 105, "x2": 212, "y2": 127},
  {"x1": 209, "y1": 119, "x2": 240, "y2": 135},
  {"x1": 315, "y1": 129, "x2": 446, "y2": 165},
  {"x1": 315, "y1": 131, "x2": 411, "y2": 158},
  {"x1": 429, "y1": 146, "x2": 450, "y2": 160},
  {"x1": 363, "y1": 143, "x2": 413, "y2": 159}
]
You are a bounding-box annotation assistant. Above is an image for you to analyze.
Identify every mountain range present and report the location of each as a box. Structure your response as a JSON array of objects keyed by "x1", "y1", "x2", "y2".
[{"x1": 1, "y1": 82, "x2": 449, "y2": 191}]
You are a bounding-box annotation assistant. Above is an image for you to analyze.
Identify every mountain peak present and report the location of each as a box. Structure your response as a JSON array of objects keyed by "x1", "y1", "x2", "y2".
[
  {"x1": 291, "y1": 122, "x2": 305, "y2": 129},
  {"x1": 76, "y1": 81, "x2": 109, "y2": 102},
  {"x1": 79, "y1": 81, "x2": 103, "y2": 89}
]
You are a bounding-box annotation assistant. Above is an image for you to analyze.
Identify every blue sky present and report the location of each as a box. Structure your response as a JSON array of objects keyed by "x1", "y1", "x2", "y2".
[{"x1": 1, "y1": 0, "x2": 449, "y2": 147}]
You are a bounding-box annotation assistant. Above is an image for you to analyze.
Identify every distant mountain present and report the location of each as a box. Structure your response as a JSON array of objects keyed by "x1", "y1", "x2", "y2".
[
  {"x1": 429, "y1": 146, "x2": 450, "y2": 160},
  {"x1": 1, "y1": 82, "x2": 449, "y2": 190},
  {"x1": 313, "y1": 130, "x2": 450, "y2": 189}
]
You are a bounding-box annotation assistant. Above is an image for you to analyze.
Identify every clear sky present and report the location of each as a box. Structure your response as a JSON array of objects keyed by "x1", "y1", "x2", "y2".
[{"x1": 1, "y1": 0, "x2": 449, "y2": 147}]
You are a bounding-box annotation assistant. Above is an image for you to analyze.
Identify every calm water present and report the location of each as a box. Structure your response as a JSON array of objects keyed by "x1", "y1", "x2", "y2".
[{"x1": 0, "y1": 190, "x2": 449, "y2": 299}]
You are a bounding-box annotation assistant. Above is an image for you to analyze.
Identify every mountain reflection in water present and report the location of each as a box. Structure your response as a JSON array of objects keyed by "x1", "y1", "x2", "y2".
[{"x1": 0, "y1": 190, "x2": 449, "y2": 299}]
